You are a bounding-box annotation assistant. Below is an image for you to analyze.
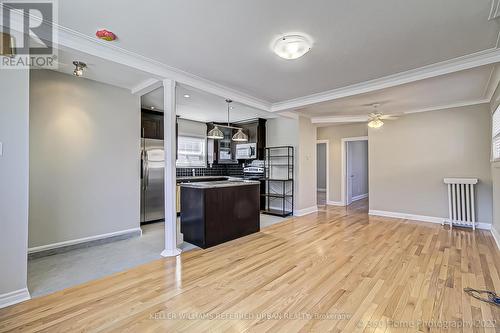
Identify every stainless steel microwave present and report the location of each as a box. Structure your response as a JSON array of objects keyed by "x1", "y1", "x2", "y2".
[{"x1": 235, "y1": 143, "x2": 257, "y2": 159}]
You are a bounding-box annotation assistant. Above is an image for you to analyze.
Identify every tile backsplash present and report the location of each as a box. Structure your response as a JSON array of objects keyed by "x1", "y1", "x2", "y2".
[{"x1": 176, "y1": 163, "x2": 244, "y2": 177}]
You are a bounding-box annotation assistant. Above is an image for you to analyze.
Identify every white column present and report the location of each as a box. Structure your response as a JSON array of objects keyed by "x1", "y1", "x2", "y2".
[{"x1": 161, "y1": 79, "x2": 181, "y2": 257}]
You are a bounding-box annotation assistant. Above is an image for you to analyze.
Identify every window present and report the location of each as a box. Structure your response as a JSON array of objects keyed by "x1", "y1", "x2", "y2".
[
  {"x1": 176, "y1": 136, "x2": 207, "y2": 168},
  {"x1": 493, "y1": 105, "x2": 500, "y2": 161}
]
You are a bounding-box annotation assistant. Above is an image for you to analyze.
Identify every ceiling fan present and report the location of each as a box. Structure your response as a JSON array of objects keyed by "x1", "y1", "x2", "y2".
[{"x1": 366, "y1": 104, "x2": 399, "y2": 128}]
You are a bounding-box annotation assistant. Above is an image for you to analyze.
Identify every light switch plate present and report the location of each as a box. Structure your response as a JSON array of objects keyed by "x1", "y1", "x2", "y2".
[{"x1": 0, "y1": 142, "x2": 2, "y2": 156}]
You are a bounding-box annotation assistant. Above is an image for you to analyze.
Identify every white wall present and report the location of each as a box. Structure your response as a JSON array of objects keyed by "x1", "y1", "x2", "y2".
[
  {"x1": 266, "y1": 116, "x2": 317, "y2": 213},
  {"x1": 266, "y1": 117, "x2": 299, "y2": 212},
  {"x1": 317, "y1": 124, "x2": 368, "y2": 203},
  {"x1": 369, "y1": 104, "x2": 493, "y2": 224},
  {"x1": 0, "y1": 69, "x2": 30, "y2": 305},
  {"x1": 348, "y1": 140, "x2": 368, "y2": 198},
  {"x1": 317, "y1": 143, "x2": 327, "y2": 190},
  {"x1": 29, "y1": 70, "x2": 141, "y2": 248},
  {"x1": 297, "y1": 116, "x2": 317, "y2": 211}
]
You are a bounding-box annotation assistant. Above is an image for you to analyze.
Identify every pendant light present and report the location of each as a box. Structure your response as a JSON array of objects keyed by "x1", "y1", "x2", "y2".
[
  {"x1": 232, "y1": 128, "x2": 248, "y2": 142},
  {"x1": 207, "y1": 125, "x2": 224, "y2": 140},
  {"x1": 207, "y1": 99, "x2": 248, "y2": 141}
]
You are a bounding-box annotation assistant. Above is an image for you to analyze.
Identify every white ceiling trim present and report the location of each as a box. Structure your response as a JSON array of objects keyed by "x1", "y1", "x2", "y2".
[
  {"x1": 131, "y1": 78, "x2": 162, "y2": 95},
  {"x1": 272, "y1": 48, "x2": 500, "y2": 112},
  {"x1": 484, "y1": 65, "x2": 500, "y2": 101},
  {"x1": 55, "y1": 26, "x2": 272, "y2": 111},
  {"x1": 311, "y1": 116, "x2": 368, "y2": 124},
  {"x1": 2, "y1": 4, "x2": 271, "y2": 112},
  {"x1": 6, "y1": 5, "x2": 499, "y2": 115},
  {"x1": 310, "y1": 98, "x2": 490, "y2": 125},
  {"x1": 402, "y1": 98, "x2": 490, "y2": 114}
]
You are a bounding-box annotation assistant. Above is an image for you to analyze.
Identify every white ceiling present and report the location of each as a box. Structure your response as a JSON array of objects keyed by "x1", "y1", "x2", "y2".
[
  {"x1": 141, "y1": 84, "x2": 277, "y2": 123},
  {"x1": 302, "y1": 64, "x2": 495, "y2": 124},
  {"x1": 56, "y1": 0, "x2": 500, "y2": 102}
]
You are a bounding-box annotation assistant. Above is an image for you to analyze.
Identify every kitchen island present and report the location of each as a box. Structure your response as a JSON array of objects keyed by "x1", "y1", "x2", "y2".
[{"x1": 180, "y1": 179, "x2": 260, "y2": 248}]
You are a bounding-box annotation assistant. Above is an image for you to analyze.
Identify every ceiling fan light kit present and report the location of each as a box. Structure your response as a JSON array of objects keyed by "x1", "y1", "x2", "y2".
[{"x1": 368, "y1": 118, "x2": 384, "y2": 128}]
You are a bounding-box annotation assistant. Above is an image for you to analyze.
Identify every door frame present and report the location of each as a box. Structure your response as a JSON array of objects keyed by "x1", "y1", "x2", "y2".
[
  {"x1": 341, "y1": 136, "x2": 368, "y2": 206},
  {"x1": 316, "y1": 140, "x2": 330, "y2": 204}
]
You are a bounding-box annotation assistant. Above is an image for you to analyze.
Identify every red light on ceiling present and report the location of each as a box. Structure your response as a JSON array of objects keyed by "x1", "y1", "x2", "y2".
[{"x1": 96, "y1": 29, "x2": 116, "y2": 41}]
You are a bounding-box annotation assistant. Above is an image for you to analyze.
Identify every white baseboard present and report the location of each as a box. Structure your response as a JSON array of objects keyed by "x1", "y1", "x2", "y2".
[
  {"x1": 352, "y1": 193, "x2": 368, "y2": 202},
  {"x1": 492, "y1": 228, "x2": 500, "y2": 251},
  {"x1": 317, "y1": 188, "x2": 326, "y2": 192},
  {"x1": 28, "y1": 227, "x2": 143, "y2": 254},
  {"x1": 294, "y1": 206, "x2": 318, "y2": 217},
  {"x1": 368, "y1": 210, "x2": 491, "y2": 230},
  {"x1": 0, "y1": 288, "x2": 30, "y2": 309},
  {"x1": 327, "y1": 200, "x2": 345, "y2": 206}
]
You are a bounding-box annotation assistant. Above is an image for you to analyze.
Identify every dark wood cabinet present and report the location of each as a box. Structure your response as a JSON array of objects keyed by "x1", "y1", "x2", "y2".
[
  {"x1": 208, "y1": 118, "x2": 267, "y2": 163},
  {"x1": 180, "y1": 183, "x2": 260, "y2": 248},
  {"x1": 141, "y1": 109, "x2": 164, "y2": 140},
  {"x1": 239, "y1": 118, "x2": 266, "y2": 160}
]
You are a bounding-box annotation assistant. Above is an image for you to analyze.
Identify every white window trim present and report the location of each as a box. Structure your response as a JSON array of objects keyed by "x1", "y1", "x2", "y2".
[{"x1": 493, "y1": 105, "x2": 500, "y2": 162}]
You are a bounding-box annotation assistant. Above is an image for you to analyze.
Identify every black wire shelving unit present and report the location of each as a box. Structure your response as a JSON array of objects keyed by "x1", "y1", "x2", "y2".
[{"x1": 262, "y1": 146, "x2": 294, "y2": 217}]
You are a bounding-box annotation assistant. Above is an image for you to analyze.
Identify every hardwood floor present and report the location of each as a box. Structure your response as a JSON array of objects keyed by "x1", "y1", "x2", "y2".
[{"x1": 1, "y1": 200, "x2": 499, "y2": 332}]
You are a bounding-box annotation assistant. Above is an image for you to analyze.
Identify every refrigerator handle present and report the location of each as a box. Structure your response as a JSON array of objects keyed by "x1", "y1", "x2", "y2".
[
  {"x1": 143, "y1": 150, "x2": 149, "y2": 190},
  {"x1": 140, "y1": 154, "x2": 144, "y2": 180}
]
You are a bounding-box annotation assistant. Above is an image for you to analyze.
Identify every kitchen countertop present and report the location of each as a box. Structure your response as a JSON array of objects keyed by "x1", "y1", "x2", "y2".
[
  {"x1": 176, "y1": 176, "x2": 230, "y2": 183},
  {"x1": 180, "y1": 179, "x2": 260, "y2": 189}
]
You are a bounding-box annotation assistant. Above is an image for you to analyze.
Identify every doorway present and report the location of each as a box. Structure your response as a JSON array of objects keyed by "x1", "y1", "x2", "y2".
[
  {"x1": 341, "y1": 137, "x2": 368, "y2": 206},
  {"x1": 316, "y1": 140, "x2": 329, "y2": 205}
]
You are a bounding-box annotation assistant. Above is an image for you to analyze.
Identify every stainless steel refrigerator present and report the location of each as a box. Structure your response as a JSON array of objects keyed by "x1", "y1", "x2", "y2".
[{"x1": 141, "y1": 139, "x2": 165, "y2": 223}]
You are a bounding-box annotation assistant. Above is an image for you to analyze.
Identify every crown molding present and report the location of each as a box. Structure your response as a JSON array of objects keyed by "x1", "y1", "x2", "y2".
[
  {"x1": 310, "y1": 98, "x2": 489, "y2": 125},
  {"x1": 6, "y1": 5, "x2": 499, "y2": 115},
  {"x1": 1, "y1": 5, "x2": 271, "y2": 111},
  {"x1": 55, "y1": 25, "x2": 272, "y2": 111},
  {"x1": 271, "y1": 48, "x2": 500, "y2": 112},
  {"x1": 311, "y1": 115, "x2": 368, "y2": 124},
  {"x1": 484, "y1": 64, "x2": 500, "y2": 101},
  {"x1": 403, "y1": 98, "x2": 490, "y2": 114},
  {"x1": 131, "y1": 78, "x2": 162, "y2": 95}
]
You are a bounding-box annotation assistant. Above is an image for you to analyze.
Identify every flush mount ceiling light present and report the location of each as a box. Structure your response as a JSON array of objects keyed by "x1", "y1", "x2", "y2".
[
  {"x1": 73, "y1": 61, "x2": 87, "y2": 77},
  {"x1": 273, "y1": 34, "x2": 312, "y2": 60},
  {"x1": 183, "y1": 94, "x2": 190, "y2": 98}
]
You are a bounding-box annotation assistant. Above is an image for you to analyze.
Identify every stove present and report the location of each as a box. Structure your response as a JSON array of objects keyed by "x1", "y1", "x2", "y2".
[{"x1": 243, "y1": 161, "x2": 265, "y2": 180}]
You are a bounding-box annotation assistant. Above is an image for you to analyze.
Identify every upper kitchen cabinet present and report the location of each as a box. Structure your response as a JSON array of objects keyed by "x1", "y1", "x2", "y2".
[
  {"x1": 215, "y1": 126, "x2": 238, "y2": 164},
  {"x1": 141, "y1": 109, "x2": 164, "y2": 139},
  {"x1": 208, "y1": 118, "x2": 266, "y2": 163},
  {"x1": 238, "y1": 118, "x2": 266, "y2": 160}
]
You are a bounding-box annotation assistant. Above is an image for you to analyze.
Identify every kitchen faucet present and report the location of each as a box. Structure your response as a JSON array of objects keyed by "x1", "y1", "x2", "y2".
[{"x1": 192, "y1": 169, "x2": 196, "y2": 177}]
